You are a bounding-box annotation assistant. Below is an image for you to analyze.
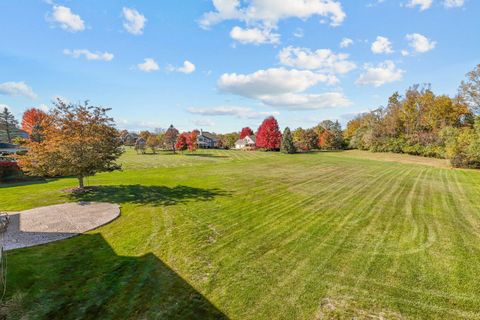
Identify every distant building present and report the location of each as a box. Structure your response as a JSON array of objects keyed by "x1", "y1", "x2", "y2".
[
  {"x1": 197, "y1": 130, "x2": 219, "y2": 148},
  {"x1": 235, "y1": 135, "x2": 256, "y2": 150},
  {"x1": 0, "y1": 142, "x2": 26, "y2": 155},
  {"x1": 0, "y1": 128, "x2": 28, "y2": 143}
]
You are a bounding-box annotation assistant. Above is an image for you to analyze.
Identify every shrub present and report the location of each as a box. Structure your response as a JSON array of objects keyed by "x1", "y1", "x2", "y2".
[{"x1": 0, "y1": 158, "x2": 23, "y2": 181}]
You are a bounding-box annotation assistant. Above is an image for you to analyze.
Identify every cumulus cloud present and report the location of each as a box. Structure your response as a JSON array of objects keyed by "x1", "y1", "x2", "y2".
[
  {"x1": 137, "y1": 58, "x2": 159, "y2": 72},
  {"x1": 187, "y1": 106, "x2": 280, "y2": 119},
  {"x1": 230, "y1": 26, "x2": 280, "y2": 45},
  {"x1": 49, "y1": 5, "x2": 85, "y2": 32},
  {"x1": 219, "y1": 68, "x2": 337, "y2": 98},
  {"x1": 260, "y1": 92, "x2": 352, "y2": 109},
  {"x1": 200, "y1": 0, "x2": 347, "y2": 29},
  {"x1": 122, "y1": 7, "x2": 146, "y2": 35},
  {"x1": 278, "y1": 46, "x2": 356, "y2": 74},
  {"x1": 340, "y1": 37, "x2": 353, "y2": 48},
  {"x1": 217, "y1": 68, "x2": 350, "y2": 109},
  {"x1": 356, "y1": 61, "x2": 404, "y2": 87},
  {"x1": 443, "y1": 0, "x2": 465, "y2": 8},
  {"x1": 371, "y1": 36, "x2": 394, "y2": 54},
  {"x1": 38, "y1": 104, "x2": 50, "y2": 112},
  {"x1": 168, "y1": 60, "x2": 196, "y2": 74},
  {"x1": 406, "y1": 33, "x2": 436, "y2": 53},
  {"x1": 0, "y1": 81, "x2": 37, "y2": 99},
  {"x1": 406, "y1": 0, "x2": 433, "y2": 11},
  {"x1": 63, "y1": 49, "x2": 114, "y2": 61}
]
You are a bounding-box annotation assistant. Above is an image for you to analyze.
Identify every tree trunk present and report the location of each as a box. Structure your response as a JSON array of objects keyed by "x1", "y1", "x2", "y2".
[
  {"x1": 78, "y1": 176, "x2": 84, "y2": 189},
  {"x1": 6, "y1": 125, "x2": 11, "y2": 143}
]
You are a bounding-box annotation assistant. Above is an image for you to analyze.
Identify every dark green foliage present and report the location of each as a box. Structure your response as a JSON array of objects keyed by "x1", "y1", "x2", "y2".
[
  {"x1": 281, "y1": 127, "x2": 296, "y2": 154},
  {"x1": 0, "y1": 107, "x2": 19, "y2": 143}
]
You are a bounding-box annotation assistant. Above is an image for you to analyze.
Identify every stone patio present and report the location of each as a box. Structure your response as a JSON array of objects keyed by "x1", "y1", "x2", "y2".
[{"x1": 2, "y1": 202, "x2": 120, "y2": 251}]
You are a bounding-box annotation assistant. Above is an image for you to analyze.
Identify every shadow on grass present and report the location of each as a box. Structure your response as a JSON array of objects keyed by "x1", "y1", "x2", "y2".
[
  {"x1": 6, "y1": 233, "x2": 228, "y2": 319},
  {"x1": 184, "y1": 154, "x2": 228, "y2": 158},
  {"x1": 70, "y1": 184, "x2": 230, "y2": 206},
  {"x1": 0, "y1": 177, "x2": 56, "y2": 188}
]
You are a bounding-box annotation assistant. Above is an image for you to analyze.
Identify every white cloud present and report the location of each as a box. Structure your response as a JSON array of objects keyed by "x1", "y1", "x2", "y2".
[
  {"x1": 406, "y1": 0, "x2": 433, "y2": 11},
  {"x1": 187, "y1": 106, "x2": 279, "y2": 119},
  {"x1": 192, "y1": 118, "x2": 216, "y2": 127},
  {"x1": 356, "y1": 61, "x2": 404, "y2": 87},
  {"x1": 116, "y1": 119, "x2": 166, "y2": 132},
  {"x1": 63, "y1": 49, "x2": 114, "y2": 61},
  {"x1": 260, "y1": 92, "x2": 352, "y2": 109},
  {"x1": 49, "y1": 5, "x2": 85, "y2": 32},
  {"x1": 230, "y1": 26, "x2": 280, "y2": 45},
  {"x1": 217, "y1": 67, "x2": 349, "y2": 109},
  {"x1": 168, "y1": 60, "x2": 196, "y2": 74},
  {"x1": 406, "y1": 33, "x2": 436, "y2": 53},
  {"x1": 218, "y1": 67, "x2": 337, "y2": 98},
  {"x1": 0, "y1": 81, "x2": 37, "y2": 99},
  {"x1": 200, "y1": 0, "x2": 347, "y2": 28},
  {"x1": 371, "y1": 36, "x2": 394, "y2": 54},
  {"x1": 38, "y1": 104, "x2": 50, "y2": 112},
  {"x1": 293, "y1": 28, "x2": 304, "y2": 38},
  {"x1": 122, "y1": 7, "x2": 146, "y2": 35},
  {"x1": 401, "y1": 49, "x2": 410, "y2": 56},
  {"x1": 178, "y1": 61, "x2": 196, "y2": 74},
  {"x1": 278, "y1": 46, "x2": 356, "y2": 74},
  {"x1": 443, "y1": 0, "x2": 465, "y2": 8},
  {"x1": 340, "y1": 37, "x2": 353, "y2": 48},
  {"x1": 137, "y1": 58, "x2": 159, "y2": 72}
]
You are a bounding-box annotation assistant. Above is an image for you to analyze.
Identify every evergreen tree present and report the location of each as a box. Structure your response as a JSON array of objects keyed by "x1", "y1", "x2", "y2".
[
  {"x1": 281, "y1": 127, "x2": 296, "y2": 154},
  {"x1": 0, "y1": 107, "x2": 18, "y2": 143}
]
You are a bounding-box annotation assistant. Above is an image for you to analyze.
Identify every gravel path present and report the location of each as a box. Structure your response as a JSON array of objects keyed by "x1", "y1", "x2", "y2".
[{"x1": 3, "y1": 202, "x2": 120, "y2": 251}]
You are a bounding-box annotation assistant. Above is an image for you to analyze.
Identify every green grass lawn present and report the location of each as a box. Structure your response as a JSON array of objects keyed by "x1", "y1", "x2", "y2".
[{"x1": 2, "y1": 148, "x2": 480, "y2": 319}]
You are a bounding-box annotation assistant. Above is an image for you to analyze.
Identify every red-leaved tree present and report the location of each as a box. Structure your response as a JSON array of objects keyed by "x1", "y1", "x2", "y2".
[
  {"x1": 240, "y1": 127, "x2": 254, "y2": 139},
  {"x1": 21, "y1": 108, "x2": 48, "y2": 142},
  {"x1": 256, "y1": 116, "x2": 282, "y2": 150},
  {"x1": 187, "y1": 131, "x2": 198, "y2": 151},
  {"x1": 175, "y1": 132, "x2": 189, "y2": 152},
  {"x1": 318, "y1": 130, "x2": 333, "y2": 149}
]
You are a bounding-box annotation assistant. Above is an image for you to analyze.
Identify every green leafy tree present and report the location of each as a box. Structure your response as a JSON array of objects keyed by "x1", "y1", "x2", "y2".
[{"x1": 281, "y1": 127, "x2": 296, "y2": 154}]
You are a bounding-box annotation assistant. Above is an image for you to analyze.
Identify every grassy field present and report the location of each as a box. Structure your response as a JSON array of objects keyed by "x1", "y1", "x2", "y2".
[{"x1": 2, "y1": 148, "x2": 480, "y2": 319}]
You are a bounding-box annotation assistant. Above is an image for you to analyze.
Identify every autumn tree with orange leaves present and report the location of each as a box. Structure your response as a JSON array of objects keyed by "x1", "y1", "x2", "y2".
[
  {"x1": 21, "y1": 108, "x2": 49, "y2": 142},
  {"x1": 17, "y1": 99, "x2": 123, "y2": 189}
]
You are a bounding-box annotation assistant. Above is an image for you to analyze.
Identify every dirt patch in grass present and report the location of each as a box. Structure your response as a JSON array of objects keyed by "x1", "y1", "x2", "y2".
[
  {"x1": 342, "y1": 150, "x2": 451, "y2": 168},
  {"x1": 315, "y1": 297, "x2": 405, "y2": 319}
]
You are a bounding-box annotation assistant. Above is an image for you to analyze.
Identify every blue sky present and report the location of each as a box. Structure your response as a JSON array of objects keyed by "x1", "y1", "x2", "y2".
[{"x1": 0, "y1": 0, "x2": 478, "y2": 133}]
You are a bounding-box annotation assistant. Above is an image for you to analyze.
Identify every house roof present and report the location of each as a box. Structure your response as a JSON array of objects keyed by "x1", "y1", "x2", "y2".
[
  {"x1": 0, "y1": 143, "x2": 17, "y2": 149},
  {"x1": 235, "y1": 139, "x2": 246, "y2": 145},
  {"x1": 199, "y1": 131, "x2": 219, "y2": 141},
  {"x1": 247, "y1": 135, "x2": 256, "y2": 143},
  {"x1": 0, "y1": 128, "x2": 28, "y2": 143}
]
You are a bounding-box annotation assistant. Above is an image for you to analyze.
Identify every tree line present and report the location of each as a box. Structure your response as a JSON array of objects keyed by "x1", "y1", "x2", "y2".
[
  {"x1": 345, "y1": 64, "x2": 480, "y2": 168},
  {"x1": 117, "y1": 115, "x2": 345, "y2": 155}
]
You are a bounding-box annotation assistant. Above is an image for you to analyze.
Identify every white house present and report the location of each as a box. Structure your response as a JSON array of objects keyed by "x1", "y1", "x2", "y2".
[{"x1": 235, "y1": 135, "x2": 256, "y2": 149}]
